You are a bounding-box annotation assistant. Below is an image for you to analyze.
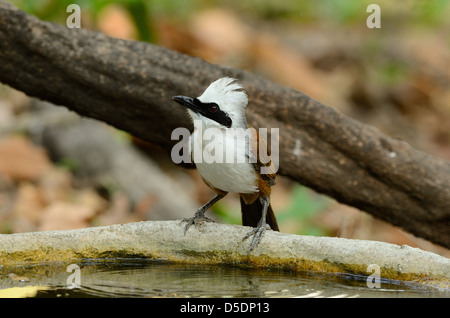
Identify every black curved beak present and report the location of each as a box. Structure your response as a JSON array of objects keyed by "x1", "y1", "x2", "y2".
[{"x1": 172, "y1": 95, "x2": 200, "y2": 113}]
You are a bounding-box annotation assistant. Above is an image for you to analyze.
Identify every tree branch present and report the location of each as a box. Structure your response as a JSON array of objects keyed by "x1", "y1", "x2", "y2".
[{"x1": 0, "y1": 1, "x2": 449, "y2": 248}]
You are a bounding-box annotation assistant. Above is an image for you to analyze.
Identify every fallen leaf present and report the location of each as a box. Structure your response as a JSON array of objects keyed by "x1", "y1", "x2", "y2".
[
  {"x1": 39, "y1": 168, "x2": 73, "y2": 204},
  {"x1": 251, "y1": 32, "x2": 327, "y2": 102},
  {"x1": 0, "y1": 136, "x2": 53, "y2": 181},
  {"x1": 97, "y1": 4, "x2": 136, "y2": 40},
  {"x1": 38, "y1": 201, "x2": 97, "y2": 231},
  {"x1": 190, "y1": 8, "x2": 251, "y2": 61},
  {"x1": 12, "y1": 182, "x2": 45, "y2": 227}
]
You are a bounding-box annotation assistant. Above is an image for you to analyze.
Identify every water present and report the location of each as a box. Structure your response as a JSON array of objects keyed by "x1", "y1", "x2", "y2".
[{"x1": 0, "y1": 259, "x2": 447, "y2": 298}]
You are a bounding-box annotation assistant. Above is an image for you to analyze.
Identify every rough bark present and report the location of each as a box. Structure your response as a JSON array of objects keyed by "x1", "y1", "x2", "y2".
[{"x1": 0, "y1": 1, "x2": 449, "y2": 248}]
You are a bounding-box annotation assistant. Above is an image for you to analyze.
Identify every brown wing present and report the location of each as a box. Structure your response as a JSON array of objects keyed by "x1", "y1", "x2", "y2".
[{"x1": 248, "y1": 127, "x2": 277, "y2": 186}]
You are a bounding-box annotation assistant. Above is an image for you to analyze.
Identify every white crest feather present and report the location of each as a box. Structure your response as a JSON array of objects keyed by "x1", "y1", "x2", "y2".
[{"x1": 197, "y1": 77, "x2": 248, "y2": 128}]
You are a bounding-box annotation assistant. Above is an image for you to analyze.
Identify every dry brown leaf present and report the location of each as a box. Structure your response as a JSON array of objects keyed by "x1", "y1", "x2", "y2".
[
  {"x1": 12, "y1": 182, "x2": 45, "y2": 226},
  {"x1": 134, "y1": 193, "x2": 157, "y2": 219},
  {"x1": 0, "y1": 135, "x2": 53, "y2": 181},
  {"x1": 95, "y1": 192, "x2": 136, "y2": 225},
  {"x1": 251, "y1": 32, "x2": 327, "y2": 101},
  {"x1": 39, "y1": 168, "x2": 73, "y2": 204},
  {"x1": 97, "y1": 4, "x2": 136, "y2": 40},
  {"x1": 190, "y1": 9, "x2": 251, "y2": 61},
  {"x1": 38, "y1": 201, "x2": 97, "y2": 231},
  {"x1": 75, "y1": 188, "x2": 108, "y2": 214},
  {"x1": 156, "y1": 19, "x2": 196, "y2": 54}
]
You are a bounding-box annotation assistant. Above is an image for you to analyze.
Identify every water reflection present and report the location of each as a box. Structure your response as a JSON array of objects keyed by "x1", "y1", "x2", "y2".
[{"x1": 0, "y1": 259, "x2": 446, "y2": 298}]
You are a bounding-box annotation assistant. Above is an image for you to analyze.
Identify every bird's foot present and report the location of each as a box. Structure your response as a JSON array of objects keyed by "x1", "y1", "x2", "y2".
[
  {"x1": 243, "y1": 222, "x2": 271, "y2": 253},
  {"x1": 181, "y1": 210, "x2": 214, "y2": 234}
]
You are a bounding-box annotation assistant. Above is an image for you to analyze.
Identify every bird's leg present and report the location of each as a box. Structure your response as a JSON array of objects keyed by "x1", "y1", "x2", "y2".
[
  {"x1": 243, "y1": 196, "x2": 271, "y2": 253},
  {"x1": 182, "y1": 194, "x2": 225, "y2": 234}
]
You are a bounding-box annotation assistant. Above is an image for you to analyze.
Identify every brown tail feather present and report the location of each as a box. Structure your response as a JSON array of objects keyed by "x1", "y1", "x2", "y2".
[{"x1": 240, "y1": 197, "x2": 279, "y2": 231}]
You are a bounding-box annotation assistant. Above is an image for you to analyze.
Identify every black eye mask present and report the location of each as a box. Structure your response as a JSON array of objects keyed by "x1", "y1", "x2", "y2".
[{"x1": 172, "y1": 96, "x2": 232, "y2": 128}]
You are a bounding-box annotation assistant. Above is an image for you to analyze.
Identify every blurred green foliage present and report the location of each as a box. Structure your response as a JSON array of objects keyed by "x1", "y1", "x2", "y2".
[
  {"x1": 56, "y1": 157, "x2": 78, "y2": 172},
  {"x1": 10, "y1": 0, "x2": 450, "y2": 40},
  {"x1": 9, "y1": 0, "x2": 198, "y2": 42},
  {"x1": 213, "y1": 185, "x2": 331, "y2": 236},
  {"x1": 276, "y1": 185, "x2": 330, "y2": 236},
  {"x1": 212, "y1": 200, "x2": 241, "y2": 226},
  {"x1": 221, "y1": 0, "x2": 450, "y2": 26}
]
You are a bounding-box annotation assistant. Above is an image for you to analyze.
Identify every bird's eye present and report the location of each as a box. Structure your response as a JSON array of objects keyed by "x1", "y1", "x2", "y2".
[{"x1": 208, "y1": 104, "x2": 219, "y2": 113}]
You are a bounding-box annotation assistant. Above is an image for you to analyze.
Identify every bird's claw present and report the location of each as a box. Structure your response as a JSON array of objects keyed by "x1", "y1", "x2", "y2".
[
  {"x1": 181, "y1": 210, "x2": 214, "y2": 234},
  {"x1": 243, "y1": 223, "x2": 270, "y2": 253}
]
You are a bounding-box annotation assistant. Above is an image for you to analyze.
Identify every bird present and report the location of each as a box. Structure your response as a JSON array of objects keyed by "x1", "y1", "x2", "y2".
[{"x1": 172, "y1": 77, "x2": 279, "y2": 252}]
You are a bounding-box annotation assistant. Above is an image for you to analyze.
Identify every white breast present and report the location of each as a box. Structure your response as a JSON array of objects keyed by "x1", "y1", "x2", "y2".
[{"x1": 190, "y1": 128, "x2": 259, "y2": 194}]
